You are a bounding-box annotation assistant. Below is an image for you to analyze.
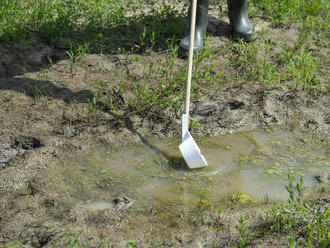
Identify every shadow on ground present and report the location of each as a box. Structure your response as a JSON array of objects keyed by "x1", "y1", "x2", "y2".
[
  {"x1": 0, "y1": 12, "x2": 231, "y2": 104},
  {"x1": 0, "y1": 12, "x2": 235, "y2": 159}
]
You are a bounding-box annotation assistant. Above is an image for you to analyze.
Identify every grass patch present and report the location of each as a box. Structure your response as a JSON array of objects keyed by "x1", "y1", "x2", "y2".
[
  {"x1": 210, "y1": 175, "x2": 330, "y2": 248},
  {"x1": 0, "y1": 0, "x2": 186, "y2": 52},
  {"x1": 89, "y1": 45, "x2": 222, "y2": 118},
  {"x1": 1, "y1": 0, "x2": 328, "y2": 92},
  {"x1": 251, "y1": 0, "x2": 329, "y2": 32},
  {"x1": 228, "y1": 37, "x2": 321, "y2": 89},
  {"x1": 266, "y1": 175, "x2": 329, "y2": 247}
]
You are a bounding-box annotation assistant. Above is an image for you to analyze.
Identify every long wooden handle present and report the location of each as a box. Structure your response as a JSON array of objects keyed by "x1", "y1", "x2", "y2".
[{"x1": 185, "y1": 0, "x2": 197, "y2": 128}]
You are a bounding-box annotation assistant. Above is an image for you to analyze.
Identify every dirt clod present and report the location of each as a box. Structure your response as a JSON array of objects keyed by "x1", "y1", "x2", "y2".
[{"x1": 11, "y1": 136, "x2": 44, "y2": 150}]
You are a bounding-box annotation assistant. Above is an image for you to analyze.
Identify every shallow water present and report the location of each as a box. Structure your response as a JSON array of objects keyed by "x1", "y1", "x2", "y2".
[{"x1": 64, "y1": 127, "x2": 329, "y2": 213}]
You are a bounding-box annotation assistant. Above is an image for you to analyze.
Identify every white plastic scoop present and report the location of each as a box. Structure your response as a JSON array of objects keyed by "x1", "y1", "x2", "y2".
[
  {"x1": 179, "y1": 114, "x2": 207, "y2": 168},
  {"x1": 179, "y1": 0, "x2": 208, "y2": 169}
]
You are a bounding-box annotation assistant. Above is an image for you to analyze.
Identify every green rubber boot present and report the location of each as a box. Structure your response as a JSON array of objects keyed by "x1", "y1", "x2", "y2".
[
  {"x1": 227, "y1": 0, "x2": 256, "y2": 41},
  {"x1": 180, "y1": 0, "x2": 209, "y2": 51}
]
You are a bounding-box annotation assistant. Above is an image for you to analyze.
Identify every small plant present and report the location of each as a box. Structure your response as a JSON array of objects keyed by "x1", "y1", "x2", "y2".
[
  {"x1": 288, "y1": 235, "x2": 299, "y2": 248},
  {"x1": 28, "y1": 84, "x2": 47, "y2": 104},
  {"x1": 234, "y1": 215, "x2": 250, "y2": 248},
  {"x1": 66, "y1": 42, "x2": 90, "y2": 73},
  {"x1": 190, "y1": 120, "x2": 202, "y2": 128},
  {"x1": 211, "y1": 207, "x2": 225, "y2": 247},
  {"x1": 267, "y1": 174, "x2": 330, "y2": 247},
  {"x1": 128, "y1": 241, "x2": 136, "y2": 248},
  {"x1": 286, "y1": 173, "x2": 303, "y2": 204},
  {"x1": 65, "y1": 230, "x2": 88, "y2": 248},
  {"x1": 7, "y1": 240, "x2": 25, "y2": 248},
  {"x1": 87, "y1": 97, "x2": 98, "y2": 113},
  {"x1": 29, "y1": 85, "x2": 43, "y2": 98}
]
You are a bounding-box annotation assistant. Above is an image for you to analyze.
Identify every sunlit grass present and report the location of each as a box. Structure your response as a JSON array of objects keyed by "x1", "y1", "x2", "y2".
[{"x1": 0, "y1": 0, "x2": 329, "y2": 113}]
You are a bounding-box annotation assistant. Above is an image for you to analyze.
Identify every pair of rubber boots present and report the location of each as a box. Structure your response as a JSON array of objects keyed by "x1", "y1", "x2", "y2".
[{"x1": 180, "y1": 0, "x2": 256, "y2": 51}]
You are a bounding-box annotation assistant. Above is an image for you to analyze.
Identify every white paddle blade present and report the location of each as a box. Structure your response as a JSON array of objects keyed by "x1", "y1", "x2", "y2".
[
  {"x1": 179, "y1": 131, "x2": 207, "y2": 169},
  {"x1": 179, "y1": 114, "x2": 207, "y2": 169}
]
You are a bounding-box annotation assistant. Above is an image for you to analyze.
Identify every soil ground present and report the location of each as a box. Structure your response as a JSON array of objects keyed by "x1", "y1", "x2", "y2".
[{"x1": 0, "y1": 1, "x2": 329, "y2": 247}]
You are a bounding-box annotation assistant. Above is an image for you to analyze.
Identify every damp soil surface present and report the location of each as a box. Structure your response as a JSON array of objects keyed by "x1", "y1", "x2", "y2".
[{"x1": 1, "y1": 6, "x2": 330, "y2": 248}]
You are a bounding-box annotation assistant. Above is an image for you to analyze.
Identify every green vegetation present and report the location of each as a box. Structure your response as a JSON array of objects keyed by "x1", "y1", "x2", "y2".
[
  {"x1": 1, "y1": 0, "x2": 328, "y2": 117},
  {"x1": 228, "y1": 37, "x2": 321, "y2": 89},
  {"x1": 234, "y1": 215, "x2": 250, "y2": 248},
  {"x1": 210, "y1": 175, "x2": 329, "y2": 248},
  {"x1": 0, "y1": 0, "x2": 185, "y2": 51},
  {"x1": 251, "y1": 0, "x2": 329, "y2": 33},
  {"x1": 266, "y1": 175, "x2": 329, "y2": 247}
]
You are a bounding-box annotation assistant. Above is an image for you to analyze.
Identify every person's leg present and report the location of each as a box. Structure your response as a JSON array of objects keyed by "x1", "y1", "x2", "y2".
[
  {"x1": 227, "y1": 0, "x2": 256, "y2": 41},
  {"x1": 180, "y1": 0, "x2": 209, "y2": 51}
]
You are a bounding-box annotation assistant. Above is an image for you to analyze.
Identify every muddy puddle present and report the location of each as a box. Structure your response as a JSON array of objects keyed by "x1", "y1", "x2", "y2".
[{"x1": 57, "y1": 127, "x2": 329, "y2": 217}]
